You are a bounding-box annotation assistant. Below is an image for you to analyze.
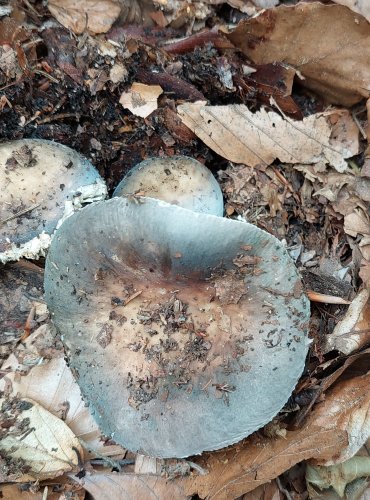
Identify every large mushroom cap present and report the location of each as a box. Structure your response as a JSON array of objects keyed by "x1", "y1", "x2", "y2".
[
  {"x1": 0, "y1": 139, "x2": 106, "y2": 263},
  {"x1": 113, "y1": 156, "x2": 224, "y2": 216},
  {"x1": 45, "y1": 197, "x2": 309, "y2": 458}
]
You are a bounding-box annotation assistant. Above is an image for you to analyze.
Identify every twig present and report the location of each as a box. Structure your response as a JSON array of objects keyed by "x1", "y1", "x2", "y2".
[
  {"x1": 307, "y1": 290, "x2": 351, "y2": 304},
  {"x1": 0, "y1": 203, "x2": 41, "y2": 226},
  {"x1": 36, "y1": 112, "x2": 78, "y2": 124},
  {"x1": 124, "y1": 290, "x2": 143, "y2": 306}
]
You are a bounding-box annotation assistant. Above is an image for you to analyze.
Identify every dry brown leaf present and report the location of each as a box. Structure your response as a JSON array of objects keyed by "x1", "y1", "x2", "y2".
[
  {"x1": 178, "y1": 103, "x2": 353, "y2": 171},
  {"x1": 76, "y1": 471, "x2": 186, "y2": 499},
  {"x1": 240, "y1": 480, "x2": 283, "y2": 499},
  {"x1": 331, "y1": 0, "x2": 370, "y2": 22},
  {"x1": 0, "y1": 398, "x2": 83, "y2": 482},
  {"x1": 0, "y1": 484, "x2": 62, "y2": 500},
  {"x1": 120, "y1": 83, "x2": 163, "y2": 118},
  {"x1": 48, "y1": 0, "x2": 121, "y2": 35},
  {"x1": 228, "y1": 3, "x2": 370, "y2": 106},
  {"x1": 191, "y1": 372, "x2": 370, "y2": 497}
]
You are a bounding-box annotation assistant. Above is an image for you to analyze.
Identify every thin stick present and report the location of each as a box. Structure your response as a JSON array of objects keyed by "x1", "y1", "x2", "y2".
[
  {"x1": 0, "y1": 203, "x2": 40, "y2": 226},
  {"x1": 124, "y1": 290, "x2": 143, "y2": 306}
]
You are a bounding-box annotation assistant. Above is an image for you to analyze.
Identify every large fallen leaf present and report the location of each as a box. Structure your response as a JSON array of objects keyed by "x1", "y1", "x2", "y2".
[
  {"x1": 48, "y1": 0, "x2": 121, "y2": 35},
  {"x1": 228, "y1": 3, "x2": 370, "y2": 106},
  {"x1": 178, "y1": 103, "x2": 354, "y2": 171},
  {"x1": 0, "y1": 398, "x2": 83, "y2": 482}
]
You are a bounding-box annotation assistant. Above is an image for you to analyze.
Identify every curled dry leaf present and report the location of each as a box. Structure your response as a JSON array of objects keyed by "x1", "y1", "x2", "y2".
[
  {"x1": 228, "y1": 3, "x2": 370, "y2": 106},
  {"x1": 0, "y1": 398, "x2": 83, "y2": 482},
  {"x1": 48, "y1": 0, "x2": 121, "y2": 35},
  {"x1": 306, "y1": 456, "x2": 370, "y2": 498},
  {"x1": 178, "y1": 103, "x2": 353, "y2": 172},
  {"x1": 120, "y1": 83, "x2": 163, "y2": 118},
  {"x1": 344, "y1": 210, "x2": 370, "y2": 238},
  {"x1": 324, "y1": 289, "x2": 370, "y2": 355}
]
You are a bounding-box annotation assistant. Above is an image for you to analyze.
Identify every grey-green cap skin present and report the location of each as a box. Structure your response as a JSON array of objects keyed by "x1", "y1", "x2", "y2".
[
  {"x1": 113, "y1": 156, "x2": 224, "y2": 216},
  {"x1": 44, "y1": 196, "x2": 309, "y2": 458},
  {"x1": 0, "y1": 139, "x2": 106, "y2": 262}
]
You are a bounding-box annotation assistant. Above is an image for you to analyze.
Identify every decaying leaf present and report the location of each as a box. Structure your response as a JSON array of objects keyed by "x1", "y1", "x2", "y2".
[
  {"x1": 344, "y1": 209, "x2": 370, "y2": 238},
  {"x1": 0, "y1": 397, "x2": 83, "y2": 482},
  {"x1": 199, "y1": 370, "x2": 367, "y2": 494},
  {"x1": 120, "y1": 83, "x2": 163, "y2": 118},
  {"x1": 48, "y1": 0, "x2": 121, "y2": 35},
  {"x1": 324, "y1": 289, "x2": 370, "y2": 355},
  {"x1": 178, "y1": 102, "x2": 354, "y2": 171},
  {"x1": 306, "y1": 457, "x2": 370, "y2": 497},
  {"x1": 228, "y1": 3, "x2": 370, "y2": 106},
  {"x1": 76, "y1": 471, "x2": 185, "y2": 500}
]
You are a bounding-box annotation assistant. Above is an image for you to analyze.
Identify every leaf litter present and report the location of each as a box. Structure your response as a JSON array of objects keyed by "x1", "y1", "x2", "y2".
[
  {"x1": 178, "y1": 102, "x2": 357, "y2": 171},
  {"x1": 0, "y1": 0, "x2": 370, "y2": 498}
]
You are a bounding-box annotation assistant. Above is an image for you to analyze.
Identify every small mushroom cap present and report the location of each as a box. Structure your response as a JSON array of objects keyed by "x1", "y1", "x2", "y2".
[
  {"x1": 0, "y1": 139, "x2": 106, "y2": 263},
  {"x1": 113, "y1": 156, "x2": 224, "y2": 216},
  {"x1": 45, "y1": 197, "x2": 309, "y2": 458}
]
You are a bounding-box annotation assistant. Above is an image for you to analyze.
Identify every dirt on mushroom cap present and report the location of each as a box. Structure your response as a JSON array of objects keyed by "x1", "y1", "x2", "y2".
[
  {"x1": 0, "y1": 139, "x2": 106, "y2": 263},
  {"x1": 44, "y1": 196, "x2": 309, "y2": 458}
]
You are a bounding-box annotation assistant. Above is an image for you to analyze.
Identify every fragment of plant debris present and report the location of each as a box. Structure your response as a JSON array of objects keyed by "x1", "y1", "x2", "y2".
[{"x1": 1, "y1": 0, "x2": 370, "y2": 498}]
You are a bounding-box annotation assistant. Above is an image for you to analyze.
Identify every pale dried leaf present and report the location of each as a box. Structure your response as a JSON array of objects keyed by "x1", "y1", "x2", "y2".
[
  {"x1": 0, "y1": 398, "x2": 83, "y2": 481},
  {"x1": 331, "y1": 0, "x2": 370, "y2": 22},
  {"x1": 344, "y1": 210, "x2": 370, "y2": 238},
  {"x1": 324, "y1": 289, "x2": 370, "y2": 354},
  {"x1": 307, "y1": 457, "x2": 370, "y2": 497},
  {"x1": 120, "y1": 83, "x2": 163, "y2": 118},
  {"x1": 48, "y1": 0, "x2": 121, "y2": 35},
  {"x1": 360, "y1": 238, "x2": 370, "y2": 261},
  {"x1": 2, "y1": 358, "x2": 101, "y2": 447},
  {"x1": 76, "y1": 471, "x2": 185, "y2": 499},
  {"x1": 0, "y1": 325, "x2": 124, "y2": 457},
  {"x1": 360, "y1": 261, "x2": 370, "y2": 286},
  {"x1": 178, "y1": 102, "x2": 351, "y2": 171},
  {"x1": 228, "y1": 3, "x2": 370, "y2": 106}
]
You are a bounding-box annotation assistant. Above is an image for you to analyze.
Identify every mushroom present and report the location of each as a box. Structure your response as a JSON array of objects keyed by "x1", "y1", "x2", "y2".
[
  {"x1": 45, "y1": 189, "x2": 309, "y2": 458},
  {"x1": 0, "y1": 139, "x2": 107, "y2": 264},
  {"x1": 113, "y1": 156, "x2": 224, "y2": 216}
]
